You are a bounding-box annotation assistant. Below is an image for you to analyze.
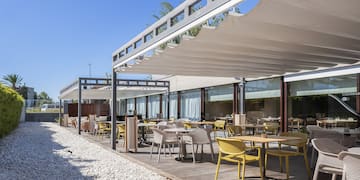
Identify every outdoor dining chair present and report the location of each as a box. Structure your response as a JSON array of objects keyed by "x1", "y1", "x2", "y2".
[
  {"x1": 150, "y1": 128, "x2": 179, "y2": 162},
  {"x1": 312, "y1": 138, "x2": 346, "y2": 180},
  {"x1": 116, "y1": 124, "x2": 126, "y2": 146},
  {"x1": 215, "y1": 137, "x2": 262, "y2": 180},
  {"x1": 265, "y1": 132, "x2": 311, "y2": 180},
  {"x1": 226, "y1": 125, "x2": 242, "y2": 137},
  {"x1": 183, "y1": 128, "x2": 214, "y2": 163},
  {"x1": 338, "y1": 151, "x2": 360, "y2": 180},
  {"x1": 213, "y1": 120, "x2": 226, "y2": 140}
]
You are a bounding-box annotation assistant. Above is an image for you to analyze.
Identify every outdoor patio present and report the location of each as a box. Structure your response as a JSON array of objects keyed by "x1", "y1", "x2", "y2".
[{"x1": 64, "y1": 125, "x2": 338, "y2": 180}]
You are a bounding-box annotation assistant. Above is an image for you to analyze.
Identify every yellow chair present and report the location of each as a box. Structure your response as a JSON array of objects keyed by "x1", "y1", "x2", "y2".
[
  {"x1": 116, "y1": 124, "x2": 126, "y2": 146},
  {"x1": 183, "y1": 122, "x2": 193, "y2": 129},
  {"x1": 97, "y1": 122, "x2": 111, "y2": 138},
  {"x1": 265, "y1": 132, "x2": 311, "y2": 180},
  {"x1": 215, "y1": 138, "x2": 263, "y2": 180},
  {"x1": 213, "y1": 120, "x2": 226, "y2": 139},
  {"x1": 263, "y1": 122, "x2": 279, "y2": 135},
  {"x1": 226, "y1": 125, "x2": 242, "y2": 137}
]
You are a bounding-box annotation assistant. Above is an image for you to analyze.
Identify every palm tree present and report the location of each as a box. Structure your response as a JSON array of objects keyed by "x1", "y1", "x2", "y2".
[
  {"x1": 2, "y1": 74, "x2": 23, "y2": 89},
  {"x1": 153, "y1": 2, "x2": 174, "y2": 20}
]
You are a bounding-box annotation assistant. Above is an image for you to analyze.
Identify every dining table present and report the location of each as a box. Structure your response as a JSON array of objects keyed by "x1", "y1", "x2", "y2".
[
  {"x1": 137, "y1": 123, "x2": 157, "y2": 144},
  {"x1": 236, "y1": 124, "x2": 266, "y2": 135},
  {"x1": 164, "y1": 127, "x2": 193, "y2": 161},
  {"x1": 230, "y1": 135, "x2": 301, "y2": 179}
]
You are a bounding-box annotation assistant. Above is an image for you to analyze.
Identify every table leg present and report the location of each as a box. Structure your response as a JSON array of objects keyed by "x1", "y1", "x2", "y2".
[{"x1": 261, "y1": 142, "x2": 266, "y2": 179}]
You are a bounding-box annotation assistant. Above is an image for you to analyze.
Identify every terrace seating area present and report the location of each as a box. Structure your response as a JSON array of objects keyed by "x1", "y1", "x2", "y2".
[{"x1": 62, "y1": 114, "x2": 360, "y2": 179}]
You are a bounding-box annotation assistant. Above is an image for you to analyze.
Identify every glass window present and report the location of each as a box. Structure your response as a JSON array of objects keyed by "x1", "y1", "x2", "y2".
[
  {"x1": 205, "y1": 85, "x2": 233, "y2": 120},
  {"x1": 119, "y1": 99, "x2": 126, "y2": 116},
  {"x1": 288, "y1": 74, "x2": 357, "y2": 128},
  {"x1": 126, "y1": 98, "x2": 135, "y2": 115},
  {"x1": 162, "y1": 94, "x2": 168, "y2": 119},
  {"x1": 136, "y1": 97, "x2": 146, "y2": 119},
  {"x1": 245, "y1": 78, "x2": 281, "y2": 124},
  {"x1": 148, "y1": 95, "x2": 160, "y2": 118},
  {"x1": 169, "y1": 92, "x2": 178, "y2": 119},
  {"x1": 180, "y1": 90, "x2": 201, "y2": 120}
]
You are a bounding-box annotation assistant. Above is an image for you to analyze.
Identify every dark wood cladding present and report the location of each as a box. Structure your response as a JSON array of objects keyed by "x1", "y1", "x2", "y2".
[
  {"x1": 233, "y1": 83, "x2": 239, "y2": 114},
  {"x1": 68, "y1": 103, "x2": 109, "y2": 117},
  {"x1": 201, "y1": 88, "x2": 205, "y2": 120},
  {"x1": 280, "y1": 77, "x2": 288, "y2": 132}
]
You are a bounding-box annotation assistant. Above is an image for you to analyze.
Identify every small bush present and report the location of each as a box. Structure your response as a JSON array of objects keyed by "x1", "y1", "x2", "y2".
[{"x1": 0, "y1": 83, "x2": 24, "y2": 138}]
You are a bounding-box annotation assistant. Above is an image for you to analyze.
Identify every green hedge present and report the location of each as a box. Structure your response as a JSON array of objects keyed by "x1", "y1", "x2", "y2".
[{"x1": 0, "y1": 83, "x2": 24, "y2": 138}]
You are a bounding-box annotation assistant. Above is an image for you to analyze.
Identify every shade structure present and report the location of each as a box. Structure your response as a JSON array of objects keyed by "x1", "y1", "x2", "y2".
[
  {"x1": 119, "y1": 0, "x2": 360, "y2": 78},
  {"x1": 59, "y1": 86, "x2": 167, "y2": 100}
]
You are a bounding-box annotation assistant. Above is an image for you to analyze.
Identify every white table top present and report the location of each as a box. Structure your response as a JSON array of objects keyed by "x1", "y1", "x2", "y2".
[
  {"x1": 164, "y1": 128, "x2": 193, "y2": 133},
  {"x1": 137, "y1": 123, "x2": 156, "y2": 127}
]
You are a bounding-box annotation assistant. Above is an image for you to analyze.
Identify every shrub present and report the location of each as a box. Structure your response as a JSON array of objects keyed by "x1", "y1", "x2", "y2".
[{"x1": 0, "y1": 83, "x2": 24, "y2": 138}]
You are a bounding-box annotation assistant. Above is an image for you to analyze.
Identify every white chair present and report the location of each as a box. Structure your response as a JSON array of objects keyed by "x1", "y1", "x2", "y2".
[
  {"x1": 150, "y1": 128, "x2": 179, "y2": 162},
  {"x1": 183, "y1": 128, "x2": 214, "y2": 163},
  {"x1": 338, "y1": 151, "x2": 360, "y2": 180},
  {"x1": 312, "y1": 138, "x2": 347, "y2": 180}
]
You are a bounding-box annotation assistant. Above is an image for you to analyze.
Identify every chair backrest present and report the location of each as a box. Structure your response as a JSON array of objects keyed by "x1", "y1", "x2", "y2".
[
  {"x1": 189, "y1": 128, "x2": 211, "y2": 144},
  {"x1": 81, "y1": 116, "x2": 89, "y2": 121},
  {"x1": 214, "y1": 120, "x2": 226, "y2": 129},
  {"x1": 310, "y1": 128, "x2": 343, "y2": 144},
  {"x1": 151, "y1": 128, "x2": 165, "y2": 144},
  {"x1": 97, "y1": 116, "x2": 108, "y2": 121},
  {"x1": 216, "y1": 137, "x2": 246, "y2": 154},
  {"x1": 117, "y1": 124, "x2": 126, "y2": 133},
  {"x1": 175, "y1": 120, "x2": 185, "y2": 128},
  {"x1": 279, "y1": 132, "x2": 308, "y2": 146},
  {"x1": 226, "y1": 125, "x2": 242, "y2": 136},
  {"x1": 312, "y1": 138, "x2": 347, "y2": 155},
  {"x1": 263, "y1": 122, "x2": 279, "y2": 134},
  {"x1": 339, "y1": 151, "x2": 360, "y2": 180},
  {"x1": 98, "y1": 122, "x2": 107, "y2": 129}
]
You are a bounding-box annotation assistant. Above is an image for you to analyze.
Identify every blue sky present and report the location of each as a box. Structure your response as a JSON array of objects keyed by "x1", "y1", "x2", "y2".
[
  {"x1": 0, "y1": 0, "x2": 258, "y2": 100},
  {"x1": 0, "y1": 0, "x2": 184, "y2": 100}
]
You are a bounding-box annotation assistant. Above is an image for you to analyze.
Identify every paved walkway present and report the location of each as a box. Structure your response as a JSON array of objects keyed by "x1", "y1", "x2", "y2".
[{"x1": 0, "y1": 122, "x2": 165, "y2": 180}]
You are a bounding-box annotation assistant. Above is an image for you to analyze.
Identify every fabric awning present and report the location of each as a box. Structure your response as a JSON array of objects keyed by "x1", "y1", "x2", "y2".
[{"x1": 120, "y1": 0, "x2": 360, "y2": 78}]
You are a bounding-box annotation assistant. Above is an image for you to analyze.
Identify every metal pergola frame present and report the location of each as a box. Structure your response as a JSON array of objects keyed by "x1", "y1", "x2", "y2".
[{"x1": 59, "y1": 77, "x2": 170, "y2": 150}]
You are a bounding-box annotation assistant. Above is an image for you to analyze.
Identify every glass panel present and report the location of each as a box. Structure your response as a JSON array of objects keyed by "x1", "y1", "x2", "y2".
[
  {"x1": 136, "y1": 97, "x2": 146, "y2": 119},
  {"x1": 288, "y1": 74, "x2": 358, "y2": 129},
  {"x1": 245, "y1": 78, "x2": 281, "y2": 124},
  {"x1": 148, "y1": 95, "x2": 160, "y2": 118},
  {"x1": 205, "y1": 85, "x2": 233, "y2": 120},
  {"x1": 144, "y1": 31, "x2": 153, "y2": 43},
  {"x1": 156, "y1": 23, "x2": 167, "y2": 35},
  {"x1": 181, "y1": 90, "x2": 201, "y2": 120},
  {"x1": 189, "y1": 0, "x2": 206, "y2": 15},
  {"x1": 162, "y1": 94, "x2": 168, "y2": 119},
  {"x1": 169, "y1": 93, "x2": 178, "y2": 119},
  {"x1": 171, "y1": 11, "x2": 184, "y2": 26},
  {"x1": 119, "y1": 99, "x2": 126, "y2": 116},
  {"x1": 127, "y1": 99, "x2": 135, "y2": 115},
  {"x1": 134, "y1": 39, "x2": 142, "y2": 49}
]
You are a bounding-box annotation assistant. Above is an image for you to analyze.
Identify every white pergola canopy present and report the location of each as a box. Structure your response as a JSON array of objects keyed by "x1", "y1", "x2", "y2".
[
  {"x1": 59, "y1": 86, "x2": 167, "y2": 100},
  {"x1": 119, "y1": 0, "x2": 360, "y2": 78}
]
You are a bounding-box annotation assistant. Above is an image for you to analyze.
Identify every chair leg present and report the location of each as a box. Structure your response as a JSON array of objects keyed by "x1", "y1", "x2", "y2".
[
  {"x1": 215, "y1": 152, "x2": 222, "y2": 180},
  {"x1": 303, "y1": 148, "x2": 312, "y2": 178},
  {"x1": 150, "y1": 142, "x2": 154, "y2": 159},
  {"x1": 201, "y1": 144, "x2": 204, "y2": 161},
  {"x1": 210, "y1": 143, "x2": 215, "y2": 162},
  {"x1": 311, "y1": 147, "x2": 316, "y2": 168},
  {"x1": 265, "y1": 153, "x2": 268, "y2": 170},
  {"x1": 241, "y1": 160, "x2": 246, "y2": 180},
  {"x1": 285, "y1": 157, "x2": 289, "y2": 180},
  {"x1": 313, "y1": 161, "x2": 320, "y2": 180},
  {"x1": 279, "y1": 156, "x2": 283, "y2": 172},
  {"x1": 238, "y1": 162, "x2": 241, "y2": 179},
  {"x1": 157, "y1": 143, "x2": 162, "y2": 162},
  {"x1": 331, "y1": 174, "x2": 337, "y2": 180},
  {"x1": 191, "y1": 143, "x2": 196, "y2": 164},
  {"x1": 259, "y1": 158, "x2": 263, "y2": 179}
]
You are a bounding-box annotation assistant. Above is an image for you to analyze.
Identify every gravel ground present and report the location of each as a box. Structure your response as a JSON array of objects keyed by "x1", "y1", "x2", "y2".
[{"x1": 0, "y1": 122, "x2": 166, "y2": 180}]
